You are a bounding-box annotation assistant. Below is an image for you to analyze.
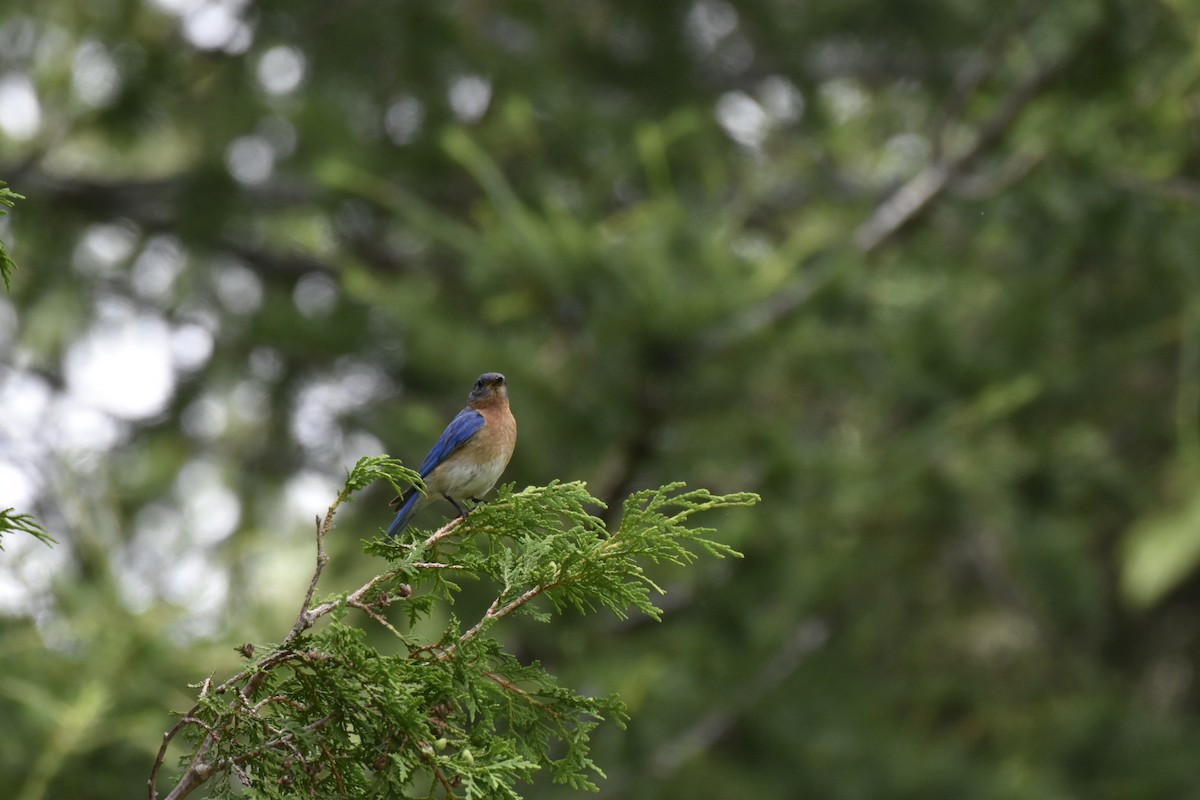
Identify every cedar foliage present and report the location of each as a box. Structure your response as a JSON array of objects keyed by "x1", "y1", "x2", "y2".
[{"x1": 150, "y1": 457, "x2": 755, "y2": 799}]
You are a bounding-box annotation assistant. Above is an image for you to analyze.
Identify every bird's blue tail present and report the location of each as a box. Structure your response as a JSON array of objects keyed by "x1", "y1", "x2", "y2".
[{"x1": 386, "y1": 492, "x2": 422, "y2": 538}]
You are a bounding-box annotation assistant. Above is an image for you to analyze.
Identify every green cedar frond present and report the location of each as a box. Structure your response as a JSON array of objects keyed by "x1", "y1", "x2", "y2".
[
  {"x1": 153, "y1": 470, "x2": 756, "y2": 799},
  {"x1": 0, "y1": 507, "x2": 55, "y2": 550},
  {"x1": 0, "y1": 182, "x2": 24, "y2": 292},
  {"x1": 344, "y1": 454, "x2": 422, "y2": 498}
]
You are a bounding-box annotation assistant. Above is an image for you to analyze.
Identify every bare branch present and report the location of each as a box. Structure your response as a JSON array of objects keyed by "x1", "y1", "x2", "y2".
[{"x1": 448, "y1": 581, "x2": 562, "y2": 658}]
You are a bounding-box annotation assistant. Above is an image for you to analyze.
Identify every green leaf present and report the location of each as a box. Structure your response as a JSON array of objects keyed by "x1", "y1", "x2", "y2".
[{"x1": 1121, "y1": 489, "x2": 1200, "y2": 608}]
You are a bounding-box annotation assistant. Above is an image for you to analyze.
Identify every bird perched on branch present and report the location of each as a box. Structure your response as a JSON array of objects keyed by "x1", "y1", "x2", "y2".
[{"x1": 385, "y1": 372, "x2": 517, "y2": 538}]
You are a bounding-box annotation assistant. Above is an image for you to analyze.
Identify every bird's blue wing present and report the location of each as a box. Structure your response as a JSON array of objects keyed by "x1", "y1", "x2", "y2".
[
  {"x1": 385, "y1": 491, "x2": 422, "y2": 538},
  {"x1": 418, "y1": 407, "x2": 484, "y2": 476}
]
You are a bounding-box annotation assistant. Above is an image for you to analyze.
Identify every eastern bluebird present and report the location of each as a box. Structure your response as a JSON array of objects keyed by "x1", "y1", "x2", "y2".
[{"x1": 385, "y1": 372, "x2": 517, "y2": 538}]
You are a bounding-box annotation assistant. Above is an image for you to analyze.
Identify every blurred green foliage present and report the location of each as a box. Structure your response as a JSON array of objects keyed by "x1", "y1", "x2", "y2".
[{"x1": 3, "y1": 0, "x2": 1200, "y2": 798}]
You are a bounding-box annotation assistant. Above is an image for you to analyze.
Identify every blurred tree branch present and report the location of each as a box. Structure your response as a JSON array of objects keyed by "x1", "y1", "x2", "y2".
[
  {"x1": 855, "y1": 53, "x2": 1068, "y2": 253},
  {"x1": 646, "y1": 618, "x2": 830, "y2": 780},
  {"x1": 929, "y1": 0, "x2": 1044, "y2": 162},
  {"x1": 1119, "y1": 176, "x2": 1200, "y2": 207}
]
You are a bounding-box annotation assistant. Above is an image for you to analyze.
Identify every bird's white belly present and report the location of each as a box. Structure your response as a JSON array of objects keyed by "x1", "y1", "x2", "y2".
[{"x1": 432, "y1": 455, "x2": 507, "y2": 500}]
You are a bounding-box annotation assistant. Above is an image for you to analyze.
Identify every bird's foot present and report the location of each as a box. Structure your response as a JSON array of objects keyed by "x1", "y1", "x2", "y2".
[{"x1": 444, "y1": 495, "x2": 471, "y2": 519}]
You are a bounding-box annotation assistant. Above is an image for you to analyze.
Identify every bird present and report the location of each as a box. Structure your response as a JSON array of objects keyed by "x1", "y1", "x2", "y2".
[{"x1": 385, "y1": 372, "x2": 517, "y2": 538}]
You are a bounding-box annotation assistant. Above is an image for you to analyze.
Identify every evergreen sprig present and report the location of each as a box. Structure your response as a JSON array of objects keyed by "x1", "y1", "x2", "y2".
[
  {"x1": 149, "y1": 457, "x2": 757, "y2": 800},
  {"x1": 0, "y1": 185, "x2": 47, "y2": 553},
  {"x1": 0, "y1": 507, "x2": 55, "y2": 550},
  {"x1": 0, "y1": 181, "x2": 24, "y2": 292}
]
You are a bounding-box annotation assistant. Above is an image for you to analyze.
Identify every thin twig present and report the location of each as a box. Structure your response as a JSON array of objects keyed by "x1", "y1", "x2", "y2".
[
  {"x1": 445, "y1": 580, "x2": 562, "y2": 659},
  {"x1": 320, "y1": 740, "x2": 348, "y2": 795},
  {"x1": 153, "y1": 499, "x2": 338, "y2": 799},
  {"x1": 424, "y1": 516, "x2": 465, "y2": 549},
  {"x1": 228, "y1": 712, "x2": 340, "y2": 767},
  {"x1": 249, "y1": 695, "x2": 309, "y2": 715},
  {"x1": 284, "y1": 508, "x2": 336, "y2": 643},
  {"x1": 349, "y1": 599, "x2": 404, "y2": 637},
  {"x1": 484, "y1": 671, "x2": 546, "y2": 707},
  {"x1": 147, "y1": 711, "x2": 199, "y2": 799}
]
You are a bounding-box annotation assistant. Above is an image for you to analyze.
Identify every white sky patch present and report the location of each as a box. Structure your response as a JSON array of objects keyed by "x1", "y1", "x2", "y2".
[
  {"x1": 48, "y1": 396, "x2": 124, "y2": 453},
  {"x1": 109, "y1": 463, "x2": 238, "y2": 638},
  {"x1": 181, "y1": 392, "x2": 227, "y2": 440},
  {"x1": 147, "y1": 0, "x2": 204, "y2": 15},
  {"x1": 249, "y1": 346, "x2": 284, "y2": 382},
  {"x1": 0, "y1": 460, "x2": 36, "y2": 509},
  {"x1": 284, "y1": 470, "x2": 341, "y2": 529},
  {"x1": 118, "y1": 497, "x2": 230, "y2": 637},
  {"x1": 72, "y1": 39, "x2": 122, "y2": 108},
  {"x1": 0, "y1": 531, "x2": 70, "y2": 615},
  {"x1": 225, "y1": 134, "x2": 274, "y2": 185},
  {"x1": 170, "y1": 322, "x2": 215, "y2": 372},
  {"x1": 182, "y1": 0, "x2": 253, "y2": 54},
  {"x1": 448, "y1": 74, "x2": 492, "y2": 123},
  {"x1": 165, "y1": 550, "x2": 230, "y2": 640},
  {"x1": 290, "y1": 386, "x2": 342, "y2": 450},
  {"x1": 212, "y1": 257, "x2": 264, "y2": 314},
  {"x1": 131, "y1": 234, "x2": 187, "y2": 302},
  {"x1": 119, "y1": 501, "x2": 185, "y2": 611},
  {"x1": 257, "y1": 45, "x2": 306, "y2": 95},
  {"x1": 684, "y1": 0, "x2": 739, "y2": 53},
  {"x1": 0, "y1": 370, "x2": 51, "y2": 448},
  {"x1": 0, "y1": 72, "x2": 41, "y2": 140},
  {"x1": 291, "y1": 361, "x2": 387, "y2": 452},
  {"x1": 759, "y1": 74, "x2": 804, "y2": 124},
  {"x1": 0, "y1": 371, "x2": 54, "y2": 496},
  {"x1": 715, "y1": 90, "x2": 769, "y2": 148},
  {"x1": 385, "y1": 95, "x2": 424, "y2": 145},
  {"x1": 72, "y1": 221, "x2": 140, "y2": 277},
  {"x1": 293, "y1": 271, "x2": 338, "y2": 318},
  {"x1": 178, "y1": 459, "x2": 242, "y2": 545},
  {"x1": 820, "y1": 77, "x2": 869, "y2": 124},
  {"x1": 340, "y1": 429, "x2": 385, "y2": 475},
  {"x1": 64, "y1": 310, "x2": 175, "y2": 420},
  {"x1": 230, "y1": 379, "x2": 269, "y2": 426}
]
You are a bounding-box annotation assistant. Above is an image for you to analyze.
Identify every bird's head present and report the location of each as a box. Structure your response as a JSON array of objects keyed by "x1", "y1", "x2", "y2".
[{"x1": 467, "y1": 372, "x2": 508, "y2": 404}]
